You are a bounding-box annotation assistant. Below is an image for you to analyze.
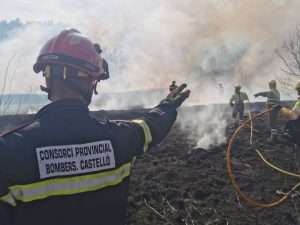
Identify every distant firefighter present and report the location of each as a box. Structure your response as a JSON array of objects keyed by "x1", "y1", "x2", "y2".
[
  {"x1": 218, "y1": 83, "x2": 224, "y2": 95},
  {"x1": 229, "y1": 84, "x2": 249, "y2": 126},
  {"x1": 254, "y1": 80, "x2": 281, "y2": 143},
  {"x1": 276, "y1": 81, "x2": 300, "y2": 170},
  {"x1": 169, "y1": 80, "x2": 177, "y2": 92}
]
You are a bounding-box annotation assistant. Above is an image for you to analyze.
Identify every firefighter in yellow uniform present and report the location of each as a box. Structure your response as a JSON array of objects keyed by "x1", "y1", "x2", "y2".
[
  {"x1": 229, "y1": 84, "x2": 249, "y2": 126},
  {"x1": 254, "y1": 80, "x2": 281, "y2": 143},
  {"x1": 279, "y1": 81, "x2": 300, "y2": 170}
]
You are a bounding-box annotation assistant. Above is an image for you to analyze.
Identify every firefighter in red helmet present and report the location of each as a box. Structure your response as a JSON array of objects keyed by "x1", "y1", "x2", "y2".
[
  {"x1": 33, "y1": 28, "x2": 109, "y2": 104},
  {"x1": 0, "y1": 28, "x2": 190, "y2": 225}
]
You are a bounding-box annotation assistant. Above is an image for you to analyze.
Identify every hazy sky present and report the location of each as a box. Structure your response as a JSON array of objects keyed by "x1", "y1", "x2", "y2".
[{"x1": 1, "y1": 0, "x2": 300, "y2": 106}]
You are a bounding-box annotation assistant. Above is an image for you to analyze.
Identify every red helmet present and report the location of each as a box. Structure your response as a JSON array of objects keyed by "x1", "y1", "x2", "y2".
[{"x1": 33, "y1": 28, "x2": 106, "y2": 80}]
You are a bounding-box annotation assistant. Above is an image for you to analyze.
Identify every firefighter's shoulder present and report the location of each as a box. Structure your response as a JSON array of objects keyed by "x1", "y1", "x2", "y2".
[{"x1": 1, "y1": 121, "x2": 37, "y2": 137}]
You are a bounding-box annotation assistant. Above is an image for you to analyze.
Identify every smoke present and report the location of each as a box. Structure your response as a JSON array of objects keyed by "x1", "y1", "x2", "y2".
[
  {"x1": 1, "y1": 0, "x2": 300, "y2": 148},
  {"x1": 2, "y1": 0, "x2": 300, "y2": 98},
  {"x1": 0, "y1": 22, "x2": 65, "y2": 94},
  {"x1": 178, "y1": 105, "x2": 230, "y2": 149}
]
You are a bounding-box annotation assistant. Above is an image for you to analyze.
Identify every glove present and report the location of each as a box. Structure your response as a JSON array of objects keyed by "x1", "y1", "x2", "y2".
[
  {"x1": 272, "y1": 104, "x2": 282, "y2": 111},
  {"x1": 165, "y1": 83, "x2": 190, "y2": 108},
  {"x1": 230, "y1": 103, "x2": 234, "y2": 107}
]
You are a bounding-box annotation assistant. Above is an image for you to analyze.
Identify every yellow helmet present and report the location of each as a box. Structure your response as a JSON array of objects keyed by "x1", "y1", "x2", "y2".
[
  {"x1": 268, "y1": 79, "x2": 277, "y2": 87},
  {"x1": 234, "y1": 84, "x2": 241, "y2": 89},
  {"x1": 295, "y1": 81, "x2": 300, "y2": 90}
]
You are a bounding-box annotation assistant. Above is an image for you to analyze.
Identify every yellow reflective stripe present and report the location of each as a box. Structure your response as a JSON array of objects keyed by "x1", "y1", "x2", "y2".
[
  {"x1": 63, "y1": 67, "x2": 67, "y2": 80},
  {"x1": 0, "y1": 192, "x2": 16, "y2": 206},
  {"x1": 9, "y1": 163, "x2": 131, "y2": 203},
  {"x1": 132, "y1": 119, "x2": 152, "y2": 152},
  {"x1": 78, "y1": 70, "x2": 88, "y2": 77},
  {"x1": 44, "y1": 65, "x2": 51, "y2": 78},
  {"x1": 131, "y1": 156, "x2": 137, "y2": 167}
]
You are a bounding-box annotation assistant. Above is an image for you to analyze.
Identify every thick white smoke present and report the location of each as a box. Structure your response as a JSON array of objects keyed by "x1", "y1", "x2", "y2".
[
  {"x1": 178, "y1": 105, "x2": 229, "y2": 149},
  {"x1": 1, "y1": 0, "x2": 300, "y2": 148},
  {"x1": 0, "y1": 22, "x2": 65, "y2": 94}
]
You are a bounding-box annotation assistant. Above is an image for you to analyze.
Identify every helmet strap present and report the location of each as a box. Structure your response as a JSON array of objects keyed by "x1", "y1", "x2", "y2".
[
  {"x1": 93, "y1": 80, "x2": 100, "y2": 95},
  {"x1": 40, "y1": 85, "x2": 52, "y2": 101},
  {"x1": 62, "y1": 79, "x2": 92, "y2": 104}
]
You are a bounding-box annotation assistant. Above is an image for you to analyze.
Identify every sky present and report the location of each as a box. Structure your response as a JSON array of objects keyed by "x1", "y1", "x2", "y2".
[{"x1": 1, "y1": 0, "x2": 300, "y2": 148}]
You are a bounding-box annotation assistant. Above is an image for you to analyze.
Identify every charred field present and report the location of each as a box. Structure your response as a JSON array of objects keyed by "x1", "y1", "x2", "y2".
[{"x1": 1, "y1": 103, "x2": 300, "y2": 225}]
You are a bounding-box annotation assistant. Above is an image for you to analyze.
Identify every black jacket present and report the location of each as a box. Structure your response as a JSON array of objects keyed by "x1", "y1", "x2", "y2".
[{"x1": 0, "y1": 98, "x2": 177, "y2": 225}]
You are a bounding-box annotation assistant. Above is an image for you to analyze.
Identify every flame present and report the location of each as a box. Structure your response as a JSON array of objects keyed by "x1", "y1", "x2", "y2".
[{"x1": 141, "y1": 68, "x2": 175, "y2": 91}]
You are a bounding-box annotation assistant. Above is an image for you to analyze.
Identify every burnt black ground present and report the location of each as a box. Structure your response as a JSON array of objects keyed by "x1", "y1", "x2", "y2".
[
  {"x1": 126, "y1": 105, "x2": 300, "y2": 225},
  {"x1": 1, "y1": 104, "x2": 300, "y2": 225}
]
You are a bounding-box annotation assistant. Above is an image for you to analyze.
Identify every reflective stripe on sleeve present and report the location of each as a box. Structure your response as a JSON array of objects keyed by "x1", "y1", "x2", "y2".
[
  {"x1": 8, "y1": 162, "x2": 131, "y2": 203},
  {"x1": 292, "y1": 101, "x2": 300, "y2": 120},
  {"x1": 0, "y1": 192, "x2": 16, "y2": 206},
  {"x1": 131, "y1": 156, "x2": 137, "y2": 167},
  {"x1": 132, "y1": 119, "x2": 152, "y2": 152}
]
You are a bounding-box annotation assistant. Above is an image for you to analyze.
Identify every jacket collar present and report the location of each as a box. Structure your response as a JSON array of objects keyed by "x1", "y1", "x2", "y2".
[{"x1": 35, "y1": 99, "x2": 89, "y2": 120}]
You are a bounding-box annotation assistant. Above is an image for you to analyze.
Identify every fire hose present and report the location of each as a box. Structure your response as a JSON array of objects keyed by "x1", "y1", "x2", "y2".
[
  {"x1": 226, "y1": 107, "x2": 300, "y2": 207},
  {"x1": 247, "y1": 100, "x2": 253, "y2": 145}
]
